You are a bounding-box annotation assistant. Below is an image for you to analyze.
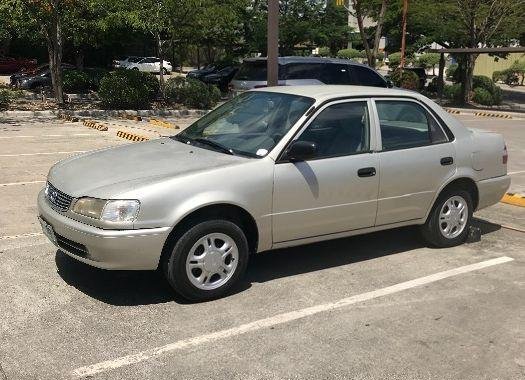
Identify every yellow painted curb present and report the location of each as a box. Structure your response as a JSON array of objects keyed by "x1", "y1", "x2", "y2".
[
  {"x1": 444, "y1": 108, "x2": 460, "y2": 114},
  {"x1": 149, "y1": 118, "x2": 179, "y2": 130},
  {"x1": 82, "y1": 120, "x2": 108, "y2": 131},
  {"x1": 501, "y1": 193, "x2": 525, "y2": 207},
  {"x1": 116, "y1": 130, "x2": 150, "y2": 142},
  {"x1": 474, "y1": 111, "x2": 512, "y2": 119}
]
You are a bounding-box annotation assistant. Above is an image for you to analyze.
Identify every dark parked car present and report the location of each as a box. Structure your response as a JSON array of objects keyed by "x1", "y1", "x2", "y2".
[
  {"x1": 0, "y1": 57, "x2": 37, "y2": 74},
  {"x1": 201, "y1": 66, "x2": 239, "y2": 92},
  {"x1": 15, "y1": 64, "x2": 75, "y2": 90},
  {"x1": 230, "y1": 56, "x2": 392, "y2": 92},
  {"x1": 187, "y1": 64, "x2": 221, "y2": 80}
]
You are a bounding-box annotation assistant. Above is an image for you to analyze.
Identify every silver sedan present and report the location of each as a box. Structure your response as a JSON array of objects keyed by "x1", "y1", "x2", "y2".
[{"x1": 37, "y1": 86, "x2": 510, "y2": 301}]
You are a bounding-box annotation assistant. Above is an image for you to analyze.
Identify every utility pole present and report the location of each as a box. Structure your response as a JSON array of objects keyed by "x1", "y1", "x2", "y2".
[
  {"x1": 267, "y1": 0, "x2": 279, "y2": 86},
  {"x1": 399, "y1": 0, "x2": 408, "y2": 68}
]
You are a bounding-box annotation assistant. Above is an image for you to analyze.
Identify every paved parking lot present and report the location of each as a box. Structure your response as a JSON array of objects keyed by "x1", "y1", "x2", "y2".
[{"x1": 0, "y1": 112, "x2": 524, "y2": 379}]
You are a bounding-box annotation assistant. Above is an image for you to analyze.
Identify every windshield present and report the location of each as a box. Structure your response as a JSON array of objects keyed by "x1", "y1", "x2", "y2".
[{"x1": 173, "y1": 92, "x2": 314, "y2": 157}]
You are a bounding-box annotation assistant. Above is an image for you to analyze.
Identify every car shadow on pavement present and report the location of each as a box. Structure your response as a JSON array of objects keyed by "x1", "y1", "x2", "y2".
[{"x1": 55, "y1": 220, "x2": 500, "y2": 306}]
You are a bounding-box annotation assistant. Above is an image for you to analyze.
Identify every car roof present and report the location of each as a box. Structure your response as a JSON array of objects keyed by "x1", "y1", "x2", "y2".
[
  {"x1": 242, "y1": 56, "x2": 369, "y2": 68},
  {"x1": 252, "y1": 85, "x2": 419, "y2": 103}
]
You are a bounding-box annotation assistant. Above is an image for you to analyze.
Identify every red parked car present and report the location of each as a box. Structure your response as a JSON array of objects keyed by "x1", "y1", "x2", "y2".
[{"x1": 0, "y1": 57, "x2": 38, "y2": 74}]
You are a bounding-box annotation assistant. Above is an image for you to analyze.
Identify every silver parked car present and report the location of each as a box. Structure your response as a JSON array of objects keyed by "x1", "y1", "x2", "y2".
[{"x1": 37, "y1": 86, "x2": 510, "y2": 301}]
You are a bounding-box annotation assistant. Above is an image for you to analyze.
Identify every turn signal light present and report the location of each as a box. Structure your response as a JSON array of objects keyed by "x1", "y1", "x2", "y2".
[{"x1": 503, "y1": 144, "x2": 508, "y2": 164}]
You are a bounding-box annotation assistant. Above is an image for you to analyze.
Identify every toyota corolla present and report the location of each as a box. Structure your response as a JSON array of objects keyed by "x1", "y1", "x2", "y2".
[{"x1": 37, "y1": 86, "x2": 510, "y2": 301}]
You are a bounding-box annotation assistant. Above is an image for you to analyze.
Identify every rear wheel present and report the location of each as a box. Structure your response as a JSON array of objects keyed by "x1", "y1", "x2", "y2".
[
  {"x1": 163, "y1": 220, "x2": 249, "y2": 301},
  {"x1": 420, "y1": 189, "x2": 473, "y2": 248}
]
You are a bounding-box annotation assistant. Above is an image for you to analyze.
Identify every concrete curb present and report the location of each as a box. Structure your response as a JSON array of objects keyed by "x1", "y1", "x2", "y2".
[
  {"x1": 1, "y1": 108, "x2": 210, "y2": 118},
  {"x1": 444, "y1": 107, "x2": 524, "y2": 119},
  {"x1": 501, "y1": 193, "x2": 525, "y2": 207}
]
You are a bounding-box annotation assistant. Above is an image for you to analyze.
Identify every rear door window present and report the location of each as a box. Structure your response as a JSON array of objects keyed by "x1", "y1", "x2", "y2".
[
  {"x1": 376, "y1": 100, "x2": 448, "y2": 150},
  {"x1": 234, "y1": 61, "x2": 287, "y2": 81},
  {"x1": 284, "y1": 63, "x2": 324, "y2": 80},
  {"x1": 350, "y1": 66, "x2": 387, "y2": 87}
]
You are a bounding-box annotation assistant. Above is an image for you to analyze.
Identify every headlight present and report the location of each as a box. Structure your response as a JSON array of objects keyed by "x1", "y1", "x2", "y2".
[
  {"x1": 101, "y1": 200, "x2": 140, "y2": 222},
  {"x1": 72, "y1": 198, "x2": 140, "y2": 222},
  {"x1": 72, "y1": 197, "x2": 107, "y2": 219}
]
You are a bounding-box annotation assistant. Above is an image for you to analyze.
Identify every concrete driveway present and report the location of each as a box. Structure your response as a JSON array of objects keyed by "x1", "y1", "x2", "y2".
[{"x1": 0, "y1": 112, "x2": 524, "y2": 380}]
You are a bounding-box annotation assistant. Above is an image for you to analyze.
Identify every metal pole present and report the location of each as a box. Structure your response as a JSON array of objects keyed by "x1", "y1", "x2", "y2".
[
  {"x1": 267, "y1": 0, "x2": 279, "y2": 86},
  {"x1": 399, "y1": 0, "x2": 408, "y2": 69},
  {"x1": 438, "y1": 52, "x2": 445, "y2": 103}
]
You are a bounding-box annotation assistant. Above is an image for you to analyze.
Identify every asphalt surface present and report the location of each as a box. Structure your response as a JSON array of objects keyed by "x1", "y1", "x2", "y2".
[{"x1": 0, "y1": 112, "x2": 524, "y2": 380}]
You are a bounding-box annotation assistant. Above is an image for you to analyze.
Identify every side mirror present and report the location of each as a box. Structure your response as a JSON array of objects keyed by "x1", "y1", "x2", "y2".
[
  {"x1": 286, "y1": 140, "x2": 317, "y2": 162},
  {"x1": 386, "y1": 79, "x2": 394, "y2": 88}
]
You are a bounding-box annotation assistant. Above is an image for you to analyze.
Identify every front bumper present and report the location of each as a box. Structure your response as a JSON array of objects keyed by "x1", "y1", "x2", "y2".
[
  {"x1": 37, "y1": 189, "x2": 171, "y2": 270},
  {"x1": 476, "y1": 174, "x2": 511, "y2": 210}
]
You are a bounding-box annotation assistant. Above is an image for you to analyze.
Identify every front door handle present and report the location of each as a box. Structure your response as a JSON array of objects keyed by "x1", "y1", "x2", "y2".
[
  {"x1": 440, "y1": 157, "x2": 454, "y2": 166},
  {"x1": 358, "y1": 167, "x2": 376, "y2": 177}
]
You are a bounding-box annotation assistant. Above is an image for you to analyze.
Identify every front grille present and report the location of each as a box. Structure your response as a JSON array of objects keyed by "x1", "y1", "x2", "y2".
[
  {"x1": 55, "y1": 233, "x2": 89, "y2": 258},
  {"x1": 46, "y1": 182, "x2": 73, "y2": 212}
]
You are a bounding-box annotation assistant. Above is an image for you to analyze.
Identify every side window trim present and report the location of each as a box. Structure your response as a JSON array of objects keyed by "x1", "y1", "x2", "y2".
[
  {"x1": 371, "y1": 97, "x2": 451, "y2": 152},
  {"x1": 276, "y1": 98, "x2": 377, "y2": 163}
]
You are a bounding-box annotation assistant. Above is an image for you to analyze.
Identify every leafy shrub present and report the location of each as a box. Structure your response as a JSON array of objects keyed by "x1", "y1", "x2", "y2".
[
  {"x1": 98, "y1": 69, "x2": 159, "y2": 109},
  {"x1": 386, "y1": 52, "x2": 401, "y2": 68},
  {"x1": 63, "y1": 70, "x2": 92, "y2": 94},
  {"x1": 417, "y1": 53, "x2": 440, "y2": 74},
  {"x1": 336, "y1": 48, "x2": 364, "y2": 60},
  {"x1": 165, "y1": 77, "x2": 221, "y2": 109},
  {"x1": 390, "y1": 68, "x2": 419, "y2": 90},
  {"x1": 471, "y1": 75, "x2": 502, "y2": 105},
  {"x1": 446, "y1": 63, "x2": 458, "y2": 81},
  {"x1": 472, "y1": 87, "x2": 495, "y2": 106},
  {"x1": 0, "y1": 89, "x2": 11, "y2": 110},
  {"x1": 317, "y1": 47, "x2": 331, "y2": 57},
  {"x1": 0, "y1": 89, "x2": 21, "y2": 111},
  {"x1": 444, "y1": 83, "x2": 462, "y2": 103},
  {"x1": 85, "y1": 68, "x2": 109, "y2": 90},
  {"x1": 426, "y1": 77, "x2": 439, "y2": 93}
]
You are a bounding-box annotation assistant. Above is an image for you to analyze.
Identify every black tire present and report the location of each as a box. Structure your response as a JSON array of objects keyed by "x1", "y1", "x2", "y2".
[
  {"x1": 163, "y1": 220, "x2": 249, "y2": 301},
  {"x1": 162, "y1": 68, "x2": 169, "y2": 75},
  {"x1": 420, "y1": 188, "x2": 473, "y2": 248}
]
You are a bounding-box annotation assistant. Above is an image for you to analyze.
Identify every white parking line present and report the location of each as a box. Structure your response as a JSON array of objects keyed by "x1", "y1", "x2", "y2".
[
  {"x1": 0, "y1": 180, "x2": 45, "y2": 187},
  {"x1": 0, "y1": 134, "x2": 98, "y2": 139},
  {"x1": 71, "y1": 256, "x2": 514, "y2": 378},
  {"x1": 0, "y1": 232, "x2": 43, "y2": 240},
  {"x1": 508, "y1": 170, "x2": 525, "y2": 175},
  {"x1": 0, "y1": 151, "x2": 86, "y2": 157}
]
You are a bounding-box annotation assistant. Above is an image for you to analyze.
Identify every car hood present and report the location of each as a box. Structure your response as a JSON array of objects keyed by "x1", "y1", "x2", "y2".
[{"x1": 48, "y1": 138, "x2": 248, "y2": 198}]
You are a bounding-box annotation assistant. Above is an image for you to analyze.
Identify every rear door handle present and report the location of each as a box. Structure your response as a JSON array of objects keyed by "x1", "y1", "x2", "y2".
[
  {"x1": 357, "y1": 167, "x2": 376, "y2": 177},
  {"x1": 440, "y1": 157, "x2": 454, "y2": 166}
]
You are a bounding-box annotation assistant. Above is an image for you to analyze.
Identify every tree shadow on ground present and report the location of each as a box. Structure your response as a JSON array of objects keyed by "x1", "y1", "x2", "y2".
[{"x1": 55, "y1": 220, "x2": 500, "y2": 307}]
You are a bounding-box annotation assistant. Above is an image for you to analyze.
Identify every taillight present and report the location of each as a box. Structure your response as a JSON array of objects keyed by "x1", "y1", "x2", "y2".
[{"x1": 503, "y1": 144, "x2": 508, "y2": 164}]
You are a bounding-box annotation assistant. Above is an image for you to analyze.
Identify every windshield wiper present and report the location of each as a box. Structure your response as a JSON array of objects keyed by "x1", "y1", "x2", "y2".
[{"x1": 194, "y1": 138, "x2": 234, "y2": 155}]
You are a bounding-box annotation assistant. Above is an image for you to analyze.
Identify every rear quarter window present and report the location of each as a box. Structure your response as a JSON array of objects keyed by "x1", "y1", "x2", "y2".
[{"x1": 350, "y1": 66, "x2": 387, "y2": 87}]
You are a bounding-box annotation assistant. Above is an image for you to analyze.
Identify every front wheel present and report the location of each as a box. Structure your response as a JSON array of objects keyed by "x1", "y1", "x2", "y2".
[
  {"x1": 163, "y1": 220, "x2": 249, "y2": 301},
  {"x1": 420, "y1": 189, "x2": 473, "y2": 248}
]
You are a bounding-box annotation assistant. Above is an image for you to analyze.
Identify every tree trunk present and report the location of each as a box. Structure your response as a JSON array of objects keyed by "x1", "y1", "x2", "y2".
[
  {"x1": 46, "y1": 18, "x2": 64, "y2": 105},
  {"x1": 75, "y1": 49, "x2": 84, "y2": 70},
  {"x1": 461, "y1": 53, "x2": 477, "y2": 104},
  {"x1": 352, "y1": 0, "x2": 373, "y2": 67},
  {"x1": 371, "y1": 0, "x2": 388, "y2": 68}
]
